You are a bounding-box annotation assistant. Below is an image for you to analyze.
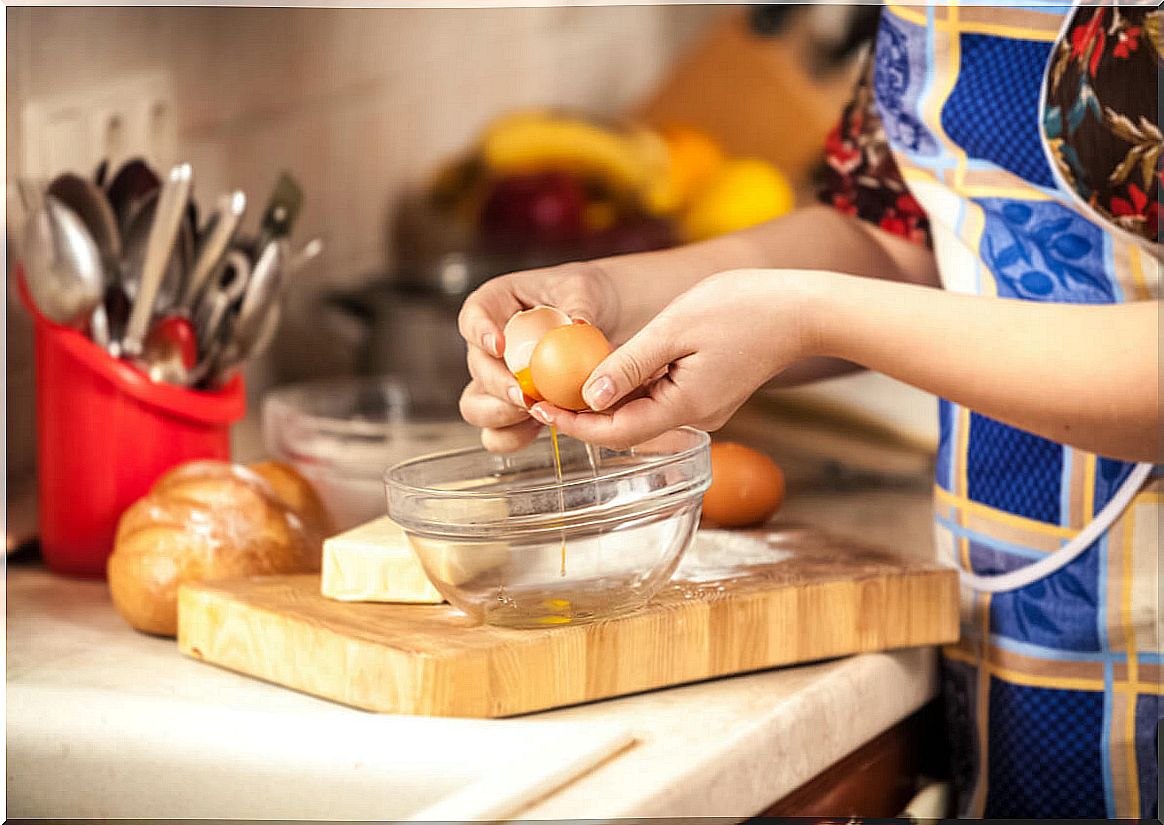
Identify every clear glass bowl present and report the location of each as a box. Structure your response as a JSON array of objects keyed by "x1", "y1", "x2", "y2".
[
  {"x1": 384, "y1": 428, "x2": 711, "y2": 628},
  {"x1": 262, "y1": 376, "x2": 480, "y2": 531}
]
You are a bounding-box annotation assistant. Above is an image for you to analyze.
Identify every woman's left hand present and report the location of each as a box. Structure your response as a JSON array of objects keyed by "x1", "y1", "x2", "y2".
[{"x1": 528, "y1": 268, "x2": 811, "y2": 449}]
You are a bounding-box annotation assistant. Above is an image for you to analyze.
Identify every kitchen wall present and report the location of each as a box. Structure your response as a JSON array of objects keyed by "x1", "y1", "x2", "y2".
[
  {"x1": 5, "y1": 4, "x2": 724, "y2": 487},
  {"x1": 7, "y1": 4, "x2": 939, "y2": 494},
  {"x1": 7, "y1": 6, "x2": 719, "y2": 280}
]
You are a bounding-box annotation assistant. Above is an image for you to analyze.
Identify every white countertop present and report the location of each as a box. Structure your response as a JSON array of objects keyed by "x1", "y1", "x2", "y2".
[{"x1": 6, "y1": 560, "x2": 938, "y2": 820}]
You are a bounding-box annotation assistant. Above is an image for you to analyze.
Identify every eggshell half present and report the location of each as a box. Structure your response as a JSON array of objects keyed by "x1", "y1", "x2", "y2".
[{"x1": 502, "y1": 305, "x2": 571, "y2": 374}]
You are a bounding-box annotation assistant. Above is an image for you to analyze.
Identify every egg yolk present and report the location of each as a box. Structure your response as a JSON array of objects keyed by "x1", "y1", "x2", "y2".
[{"x1": 514, "y1": 367, "x2": 542, "y2": 405}]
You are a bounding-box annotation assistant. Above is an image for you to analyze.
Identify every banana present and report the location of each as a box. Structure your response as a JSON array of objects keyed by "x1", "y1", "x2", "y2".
[{"x1": 479, "y1": 110, "x2": 676, "y2": 214}]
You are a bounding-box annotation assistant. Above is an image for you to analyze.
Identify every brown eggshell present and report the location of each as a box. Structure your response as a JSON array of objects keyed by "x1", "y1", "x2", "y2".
[
  {"x1": 528, "y1": 323, "x2": 612, "y2": 411},
  {"x1": 701, "y1": 442, "x2": 785, "y2": 528},
  {"x1": 502, "y1": 305, "x2": 571, "y2": 375}
]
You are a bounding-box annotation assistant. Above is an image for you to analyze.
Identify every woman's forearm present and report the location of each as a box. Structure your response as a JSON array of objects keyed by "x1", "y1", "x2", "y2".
[
  {"x1": 600, "y1": 205, "x2": 940, "y2": 344},
  {"x1": 797, "y1": 270, "x2": 1160, "y2": 462}
]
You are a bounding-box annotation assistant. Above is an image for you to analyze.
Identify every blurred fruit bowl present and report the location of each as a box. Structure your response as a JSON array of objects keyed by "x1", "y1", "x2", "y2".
[{"x1": 414, "y1": 109, "x2": 795, "y2": 265}]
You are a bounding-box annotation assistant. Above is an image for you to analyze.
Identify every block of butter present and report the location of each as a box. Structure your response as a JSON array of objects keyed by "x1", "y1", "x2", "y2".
[{"x1": 321, "y1": 517, "x2": 443, "y2": 603}]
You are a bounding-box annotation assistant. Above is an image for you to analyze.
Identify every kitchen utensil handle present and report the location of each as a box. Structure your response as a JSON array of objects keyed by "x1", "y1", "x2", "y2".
[
  {"x1": 89, "y1": 303, "x2": 111, "y2": 349},
  {"x1": 182, "y1": 190, "x2": 246, "y2": 307},
  {"x1": 196, "y1": 251, "x2": 249, "y2": 340},
  {"x1": 288, "y1": 237, "x2": 323, "y2": 274},
  {"x1": 220, "y1": 249, "x2": 252, "y2": 304},
  {"x1": 123, "y1": 163, "x2": 192, "y2": 356},
  {"x1": 187, "y1": 336, "x2": 224, "y2": 388}
]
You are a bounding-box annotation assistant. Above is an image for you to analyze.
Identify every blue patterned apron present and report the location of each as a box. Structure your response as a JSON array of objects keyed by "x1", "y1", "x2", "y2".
[{"x1": 870, "y1": 1, "x2": 1161, "y2": 816}]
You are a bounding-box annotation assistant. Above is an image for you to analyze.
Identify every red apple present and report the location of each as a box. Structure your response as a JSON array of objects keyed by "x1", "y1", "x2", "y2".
[{"x1": 479, "y1": 171, "x2": 587, "y2": 248}]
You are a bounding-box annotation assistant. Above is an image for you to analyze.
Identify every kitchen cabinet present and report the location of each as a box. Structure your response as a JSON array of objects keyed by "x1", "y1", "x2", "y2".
[
  {"x1": 758, "y1": 702, "x2": 948, "y2": 818},
  {"x1": 635, "y1": 9, "x2": 864, "y2": 199}
]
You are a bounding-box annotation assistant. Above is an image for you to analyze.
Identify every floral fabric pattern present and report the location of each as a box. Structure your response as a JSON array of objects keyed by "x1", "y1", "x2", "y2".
[
  {"x1": 978, "y1": 199, "x2": 1114, "y2": 304},
  {"x1": 1044, "y1": 5, "x2": 1162, "y2": 245},
  {"x1": 873, "y1": 14, "x2": 940, "y2": 156},
  {"x1": 818, "y1": 57, "x2": 932, "y2": 247}
]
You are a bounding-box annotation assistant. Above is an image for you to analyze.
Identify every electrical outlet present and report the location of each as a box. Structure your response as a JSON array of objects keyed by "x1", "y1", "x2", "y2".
[{"x1": 20, "y1": 73, "x2": 177, "y2": 182}]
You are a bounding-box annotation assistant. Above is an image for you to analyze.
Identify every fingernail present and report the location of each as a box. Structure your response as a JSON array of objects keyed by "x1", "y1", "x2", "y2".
[
  {"x1": 483, "y1": 332, "x2": 499, "y2": 356},
  {"x1": 529, "y1": 405, "x2": 553, "y2": 425},
  {"x1": 583, "y1": 376, "x2": 615, "y2": 411},
  {"x1": 507, "y1": 386, "x2": 525, "y2": 407}
]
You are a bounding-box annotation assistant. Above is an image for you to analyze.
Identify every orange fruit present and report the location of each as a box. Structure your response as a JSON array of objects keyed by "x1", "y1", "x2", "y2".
[{"x1": 661, "y1": 124, "x2": 725, "y2": 202}]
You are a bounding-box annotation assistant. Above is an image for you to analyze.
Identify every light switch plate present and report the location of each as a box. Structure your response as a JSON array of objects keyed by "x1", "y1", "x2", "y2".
[{"x1": 20, "y1": 73, "x2": 177, "y2": 182}]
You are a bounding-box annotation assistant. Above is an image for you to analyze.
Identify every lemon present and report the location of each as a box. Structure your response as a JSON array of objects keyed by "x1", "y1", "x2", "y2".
[{"x1": 681, "y1": 159, "x2": 794, "y2": 242}]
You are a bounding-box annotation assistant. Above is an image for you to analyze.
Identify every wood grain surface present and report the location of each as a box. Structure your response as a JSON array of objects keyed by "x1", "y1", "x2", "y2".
[{"x1": 178, "y1": 527, "x2": 958, "y2": 718}]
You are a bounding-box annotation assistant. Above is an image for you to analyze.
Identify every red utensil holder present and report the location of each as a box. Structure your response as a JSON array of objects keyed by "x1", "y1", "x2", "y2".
[{"x1": 19, "y1": 268, "x2": 246, "y2": 578}]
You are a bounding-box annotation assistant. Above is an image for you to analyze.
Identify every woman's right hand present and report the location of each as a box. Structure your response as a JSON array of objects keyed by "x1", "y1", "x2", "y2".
[{"x1": 457, "y1": 261, "x2": 619, "y2": 452}]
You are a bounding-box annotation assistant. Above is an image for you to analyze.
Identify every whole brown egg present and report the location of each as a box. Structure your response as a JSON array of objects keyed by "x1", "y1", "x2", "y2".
[
  {"x1": 701, "y1": 442, "x2": 785, "y2": 527},
  {"x1": 528, "y1": 322, "x2": 612, "y2": 411}
]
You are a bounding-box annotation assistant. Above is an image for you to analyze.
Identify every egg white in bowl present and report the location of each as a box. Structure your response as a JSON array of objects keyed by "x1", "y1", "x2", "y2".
[{"x1": 385, "y1": 427, "x2": 711, "y2": 628}]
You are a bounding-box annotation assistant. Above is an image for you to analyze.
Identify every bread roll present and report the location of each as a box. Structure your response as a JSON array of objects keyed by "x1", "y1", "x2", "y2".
[
  {"x1": 248, "y1": 460, "x2": 335, "y2": 543},
  {"x1": 108, "y1": 460, "x2": 324, "y2": 637}
]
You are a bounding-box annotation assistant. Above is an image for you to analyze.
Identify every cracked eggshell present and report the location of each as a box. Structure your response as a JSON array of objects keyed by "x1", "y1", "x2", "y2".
[{"x1": 502, "y1": 305, "x2": 572, "y2": 374}]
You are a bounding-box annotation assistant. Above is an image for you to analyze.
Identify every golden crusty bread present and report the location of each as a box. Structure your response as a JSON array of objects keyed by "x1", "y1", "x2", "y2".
[
  {"x1": 248, "y1": 460, "x2": 335, "y2": 544},
  {"x1": 108, "y1": 460, "x2": 327, "y2": 637}
]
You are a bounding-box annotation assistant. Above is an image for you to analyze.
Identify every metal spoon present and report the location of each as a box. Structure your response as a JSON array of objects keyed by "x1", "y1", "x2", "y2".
[
  {"x1": 105, "y1": 158, "x2": 160, "y2": 236},
  {"x1": 198, "y1": 301, "x2": 281, "y2": 389},
  {"x1": 199, "y1": 238, "x2": 316, "y2": 369},
  {"x1": 222, "y1": 237, "x2": 322, "y2": 369},
  {"x1": 122, "y1": 163, "x2": 193, "y2": 356},
  {"x1": 22, "y1": 196, "x2": 105, "y2": 329},
  {"x1": 245, "y1": 300, "x2": 281, "y2": 361},
  {"x1": 47, "y1": 173, "x2": 124, "y2": 349},
  {"x1": 47, "y1": 172, "x2": 121, "y2": 262}
]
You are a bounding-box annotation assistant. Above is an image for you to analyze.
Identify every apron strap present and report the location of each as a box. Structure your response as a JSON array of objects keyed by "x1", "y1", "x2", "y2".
[{"x1": 958, "y1": 461, "x2": 1154, "y2": 593}]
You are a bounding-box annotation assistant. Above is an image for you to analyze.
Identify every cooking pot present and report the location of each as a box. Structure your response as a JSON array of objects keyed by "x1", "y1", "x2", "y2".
[{"x1": 323, "y1": 278, "x2": 470, "y2": 416}]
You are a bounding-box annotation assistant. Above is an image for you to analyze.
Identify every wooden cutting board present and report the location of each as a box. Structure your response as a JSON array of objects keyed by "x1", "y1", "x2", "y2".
[{"x1": 177, "y1": 527, "x2": 958, "y2": 718}]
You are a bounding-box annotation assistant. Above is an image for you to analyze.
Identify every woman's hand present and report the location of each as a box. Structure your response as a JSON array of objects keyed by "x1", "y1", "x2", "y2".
[
  {"x1": 529, "y1": 268, "x2": 812, "y2": 449},
  {"x1": 457, "y1": 261, "x2": 620, "y2": 452},
  {"x1": 456, "y1": 205, "x2": 943, "y2": 453},
  {"x1": 532, "y1": 266, "x2": 1158, "y2": 462}
]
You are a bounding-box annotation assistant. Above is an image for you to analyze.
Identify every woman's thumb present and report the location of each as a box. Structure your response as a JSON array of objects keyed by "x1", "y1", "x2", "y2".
[{"x1": 581, "y1": 323, "x2": 674, "y2": 412}]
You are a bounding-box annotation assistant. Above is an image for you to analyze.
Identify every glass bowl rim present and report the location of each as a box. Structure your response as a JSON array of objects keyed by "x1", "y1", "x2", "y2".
[
  {"x1": 383, "y1": 426, "x2": 711, "y2": 499},
  {"x1": 263, "y1": 375, "x2": 466, "y2": 430}
]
